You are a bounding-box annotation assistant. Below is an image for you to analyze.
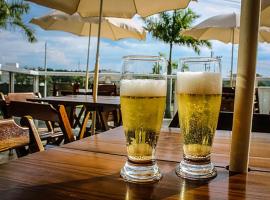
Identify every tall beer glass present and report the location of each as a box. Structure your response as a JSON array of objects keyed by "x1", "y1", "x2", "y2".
[
  {"x1": 176, "y1": 57, "x2": 222, "y2": 180},
  {"x1": 120, "y1": 55, "x2": 167, "y2": 183}
]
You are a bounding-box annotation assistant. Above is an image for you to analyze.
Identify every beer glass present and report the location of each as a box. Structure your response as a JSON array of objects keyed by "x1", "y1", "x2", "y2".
[
  {"x1": 120, "y1": 55, "x2": 167, "y2": 183},
  {"x1": 176, "y1": 57, "x2": 222, "y2": 180}
]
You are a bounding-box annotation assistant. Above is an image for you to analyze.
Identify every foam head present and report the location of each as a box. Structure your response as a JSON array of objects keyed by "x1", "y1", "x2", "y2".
[
  {"x1": 120, "y1": 79, "x2": 167, "y2": 97},
  {"x1": 177, "y1": 72, "x2": 222, "y2": 94}
]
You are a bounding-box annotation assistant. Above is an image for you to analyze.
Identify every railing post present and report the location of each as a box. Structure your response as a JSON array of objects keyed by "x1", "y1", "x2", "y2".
[
  {"x1": 9, "y1": 72, "x2": 15, "y2": 93},
  {"x1": 33, "y1": 76, "x2": 39, "y2": 93}
]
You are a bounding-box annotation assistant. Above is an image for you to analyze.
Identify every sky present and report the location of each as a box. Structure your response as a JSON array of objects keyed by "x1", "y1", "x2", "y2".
[{"x1": 0, "y1": 0, "x2": 270, "y2": 77}]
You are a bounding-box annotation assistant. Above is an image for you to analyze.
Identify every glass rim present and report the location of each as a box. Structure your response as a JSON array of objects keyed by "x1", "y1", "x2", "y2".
[
  {"x1": 179, "y1": 57, "x2": 221, "y2": 64},
  {"x1": 122, "y1": 55, "x2": 166, "y2": 62}
]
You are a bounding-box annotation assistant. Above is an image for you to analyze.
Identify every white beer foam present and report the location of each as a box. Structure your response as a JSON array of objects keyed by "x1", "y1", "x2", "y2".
[
  {"x1": 120, "y1": 79, "x2": 167, "y2": 97},
  {"x1": 177, "y1": 72, "x2": 222, "y2": 94}
]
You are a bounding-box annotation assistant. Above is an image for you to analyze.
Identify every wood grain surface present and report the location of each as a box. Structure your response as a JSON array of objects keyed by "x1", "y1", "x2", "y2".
[
  {"x1": 0, "y1": 147, "x2": 269, "y2": 200},
  {"x1": 28, "y1": 95, "x2": 120, "y2": 111},
  {"x1": 62, "y1": 127, "x2": 270, "y2": 171}
]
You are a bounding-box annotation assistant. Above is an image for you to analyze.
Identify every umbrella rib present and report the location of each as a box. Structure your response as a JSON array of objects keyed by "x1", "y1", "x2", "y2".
[
  {"x1": 133, "y1": 0, "x2": 138, "y2": 14},
  {"x1": 108, "y1": 21, "x2": 118, "y2": 40}
]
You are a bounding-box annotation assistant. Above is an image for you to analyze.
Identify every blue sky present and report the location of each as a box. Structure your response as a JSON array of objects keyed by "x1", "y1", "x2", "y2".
[{"x1": 1, "y1": 0, "x2": 270, "y2": 77}]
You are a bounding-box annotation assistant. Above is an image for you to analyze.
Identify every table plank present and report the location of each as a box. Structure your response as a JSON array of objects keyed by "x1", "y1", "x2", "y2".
[
  {"x1": 0, "y1": 147, "x2": 269, "y2": 200},
  {"x1": 28, "y1": 95, "x2": 120, "y2": 109},
  {"x1": 62, "y1": 127, "x2": 270, "y2": 171}
]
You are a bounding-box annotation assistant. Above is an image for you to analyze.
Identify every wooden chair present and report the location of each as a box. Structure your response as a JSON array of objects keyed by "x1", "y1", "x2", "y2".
[
  {"x1": 91, "y1": 83, "x2": 120, "y2": 131},
  {"x1": 4, "y1": 92, "x2": 41, "y2": 104},
  {"x1": 6, "y1": 101, "x2": 79, "y2": 144},
  {"x1": 92, "y1": 83, "x2": 117, "y2": 96},
  {"x1": 0, "y1": 118, "x2": 44, "y2": 158},
  {"x1": 169, "y1": 111, "x2": 270, "y2": 132},
  {"x1": 220, "y1": 87, "x2": 259, "y2": 113}
]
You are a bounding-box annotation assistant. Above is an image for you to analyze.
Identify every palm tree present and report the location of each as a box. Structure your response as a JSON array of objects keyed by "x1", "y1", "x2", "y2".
[
  {"x1": 145, "y1": 9, "x2": 211, "y2": 118},
  {"x1": 0, "y1": 0, "x2": 36, "y2": 42}
]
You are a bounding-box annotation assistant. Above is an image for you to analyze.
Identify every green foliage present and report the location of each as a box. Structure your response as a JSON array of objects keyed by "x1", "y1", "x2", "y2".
[
  {"x1": 182, "y1": 63, "x2": 189, "y2": 72},
  {"x1": 145, "y1": 9, "x2": 211, "y2": 117},
  {"x1": 0, "y1": 0, "x2": 36, "y2": 42},
  {"x1": 144, "y1": 9, "x2": 211, "y2": 65}
]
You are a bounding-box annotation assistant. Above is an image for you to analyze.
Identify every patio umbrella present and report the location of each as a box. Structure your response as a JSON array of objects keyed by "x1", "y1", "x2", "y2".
[
  {"x1": 27, "y1": 0, "x2": 192, "y2": 134},
  {"x1": 30, "y1": 10, "x2": 146, "y2": 91},
  {"x1": 27, "y1": 0, "x2": 192, "y2": 100},
  {"x1": 181, "y1": 12, "x2": 270, "y2": 86},
  {"x1": 27, "y1": 0, "x2": 192, "y2": 18},
  {"x1": 261, "y1": 0, "x2": 270, "y2": 26}
]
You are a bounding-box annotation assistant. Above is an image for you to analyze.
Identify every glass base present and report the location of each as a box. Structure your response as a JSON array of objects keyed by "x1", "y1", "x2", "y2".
[
  {"x1": 120, "y1": 160, "x2": 162, "y2": 183},
  {"x1": 176, "y1": 159, "x2": 217, "y2": 180}
]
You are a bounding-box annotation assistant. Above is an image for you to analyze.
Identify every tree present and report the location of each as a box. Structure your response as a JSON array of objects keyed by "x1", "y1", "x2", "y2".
[
  {"x1": 145, "y1": 9, "x2": 211, "y2": 118},
  {"x1": 0, "y1": 0, "x2": 36, "y2": 42}
]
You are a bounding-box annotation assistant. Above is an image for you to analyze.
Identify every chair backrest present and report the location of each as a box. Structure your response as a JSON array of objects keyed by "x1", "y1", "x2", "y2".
[
  {"x1": 92, "y1": 84, "x2": 117, "y2": 96},
  {"x1": 0, "y1": 119, "x2": 29, "y2": 152},
  {"x1": 221, "y1": 87, "x2": 235, "y2": 112},
  {"x1": 5, "y1": 92, "x2": 41, "y2": 104},
  {"x1": 7, "y1": 101, "x2": 60, "y2": 122},
  {"x1": 7, "y1": 101, "x2": 75, "y2": 143},
  {"x1": 220, "y1": 87, "x2": 259, "y2": 113},
  {"x1": 169, "y1": 111, "x2": 270, "y2": 133}
]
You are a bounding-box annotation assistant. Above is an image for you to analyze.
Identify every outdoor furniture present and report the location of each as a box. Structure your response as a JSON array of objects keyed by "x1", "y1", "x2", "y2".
[
  {"x1": 3, "y1": 92, "x2": 41, "y2": 104},
  {"x1": 27, "y1": 95, "x2": 121, "y2": 133},
  {"x1": 0, "y1": 118, "x2": 44, "y2": 157},
  {"x1": 169, "y1": 111, "x2": 270, "y2": 132},
  {"x1": 6, "y1": 101, "x2": 79, "y2": 144},
  {"x1": 221, "y1": 87, "x2": 259, "y2": 112},
  {"x1": 0, "y1": 126, "x2": 269, "y2": 199},
  {"x1": 91, "y1": 83, "x2": 120, "y2": 130}
]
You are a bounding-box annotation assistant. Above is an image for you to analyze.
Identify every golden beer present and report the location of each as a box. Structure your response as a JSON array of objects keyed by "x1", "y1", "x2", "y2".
[
  {"x1": 177, "y1": 72, "x2": 222, "y2": 159},
  {"x1": 120, "y1": 79, "x2": 166, "y2": 163},
  {"x1": 121, "y1": 96, "x2": 165, "y2": 162},
  {"x1": 177, "y1": 93, "x2": 221, "y2": 157},
  {"x1": 120, "y1": 56, "x2": 167, "y2": 183}
]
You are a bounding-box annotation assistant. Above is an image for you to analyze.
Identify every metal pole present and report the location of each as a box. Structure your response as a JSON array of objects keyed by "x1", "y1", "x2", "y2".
[
  {"x1": 229, "y1": 0, "x2": 261, "y2": 173},
  {"x1": 230, "y1": 29, "x2": 235, "y2": 87},
  {"x1": 91, "y1": 0, "x2": 103, "y2": 135},
  {"x1": 44, "y1": 42, "x2": 47, "y2": 97},
  {"x1": 85, "y1": 25, "x2": 92, "y2": 92}
]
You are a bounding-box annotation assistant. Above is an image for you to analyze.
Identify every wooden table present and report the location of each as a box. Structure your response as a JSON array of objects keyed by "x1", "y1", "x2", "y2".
[
  {"x1": 0, "y1": 127, "x2": 269, "y2": 199},
  {"x1": 28, "y1": 95, "x2": 120, "y2": 131}
]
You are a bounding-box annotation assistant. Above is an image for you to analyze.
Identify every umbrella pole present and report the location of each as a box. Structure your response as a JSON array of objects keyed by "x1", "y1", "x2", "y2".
[
  {"x1": 44, "y1": 41, "x2": 47, "y2": 97},
  {"x1": 85, "y1": 25, "x2": 92, "y2": 92},
  {"x1": 229, "y1": 0, "x2": 261, "y2": 173},
  {"x1": 91, "y1": 0, "x2": 104, "y2": 135},
  {"x1": 230, "y1": 29, "x2": 235, "y2": 87}
]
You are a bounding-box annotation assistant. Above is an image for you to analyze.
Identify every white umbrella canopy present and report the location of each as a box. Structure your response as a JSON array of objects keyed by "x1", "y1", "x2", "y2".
[
  {"x1": 261, "y1": 0, "x2": 270, "y2": 27},
  {"x1": 30, "y1": 11, "x2": 146, "y2": 91},
  {"x1": 30, "y1": 11, "x2": 146, "y2": 40},
  {"x1": 181, "y1": 12, "x2": 270, "y2": 86},
  {"x1": 27, "y1": 0, "x2": 192, "y2": 18}
]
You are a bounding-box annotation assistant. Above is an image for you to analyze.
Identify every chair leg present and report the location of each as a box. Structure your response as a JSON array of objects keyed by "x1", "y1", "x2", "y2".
[{"x1": 78, "y1": 111, "x2": 91, "y2": 139}]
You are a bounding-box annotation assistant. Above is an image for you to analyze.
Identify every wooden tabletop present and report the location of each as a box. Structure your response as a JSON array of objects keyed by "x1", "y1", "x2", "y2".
[
  {"x1": 0, "y1": 127, "x2": 269, "y2": 199},
  {"x1": 28, "y1": 95, "x2": 120, "y2": 109},
  {"x1": 63, "y1": 127, "x2": 270, "y2": 172}
]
